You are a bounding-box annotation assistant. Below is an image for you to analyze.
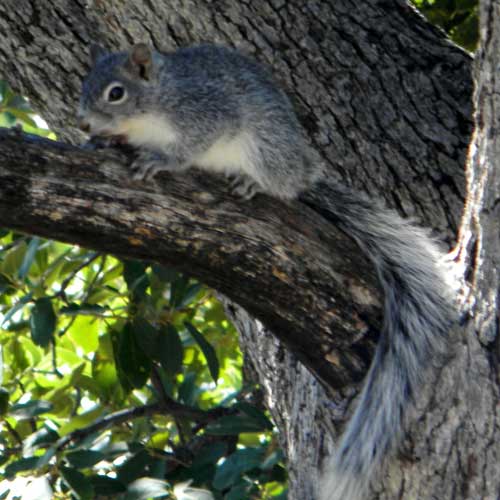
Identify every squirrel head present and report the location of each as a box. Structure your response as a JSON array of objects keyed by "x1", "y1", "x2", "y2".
[{"x1": 77, "y1": 43, "x2": 158, "y2": 138}]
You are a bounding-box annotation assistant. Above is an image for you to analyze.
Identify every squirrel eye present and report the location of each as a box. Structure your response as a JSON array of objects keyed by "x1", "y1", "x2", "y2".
[{"x1": 106, "y1": 84, "x2": 126, "y2": 103}]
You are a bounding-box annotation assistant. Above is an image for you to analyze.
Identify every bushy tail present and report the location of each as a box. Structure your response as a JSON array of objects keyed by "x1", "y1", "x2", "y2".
[{"x1": 300, "y1": 181, "x2": 455, "y2": 500}]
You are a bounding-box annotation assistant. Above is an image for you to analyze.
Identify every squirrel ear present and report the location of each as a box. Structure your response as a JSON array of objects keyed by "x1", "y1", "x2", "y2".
[
  {"x1": 89, "y1": 43, "x2": 107, "y2": 64},
  {"x1": 126, "y1": 43, "x2": 154, "y2": 81}
]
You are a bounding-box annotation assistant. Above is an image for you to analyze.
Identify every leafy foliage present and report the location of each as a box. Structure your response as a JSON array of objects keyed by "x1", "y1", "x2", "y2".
[
  {"x1": 0, "y1": 82, "x2": 54, "y2": 138},
  {"x1": 411, "y1": 0, "x2": 478, "y2": 51},
  {"x1": 0, "y1": 82, "x2": 286, "y2": 499}
]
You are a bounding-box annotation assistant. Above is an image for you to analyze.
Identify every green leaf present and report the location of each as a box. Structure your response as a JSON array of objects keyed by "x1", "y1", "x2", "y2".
[
  {"x1": 0, "y1": 388, "x2": 9, "y2": 415},
  {"x1": 0, "y1": 81, "x2": 7, "y2": 100},
  {"x1": 10, "y1": 337, "x2": 29, "y2": 371},
  {"x1": 148, "y1": 458, "x2": 167, "y2": 480},
  {"x1": 158, "y1": 324, "x2": 183, "y2": 376},
  {"x1": 213, "y1": 448, "x2": 265, "y2": 490},
  {"x1": 66, "y1": 450, "x2": 106, "y2": 468},
  {"x1": 178, "y1": 371, "x2": 198, "y2": 406},
  {"x1": 37, "y1": 446, "x2": 57, "y2": 468},
  {"x1": 151, "y1": 264, "x2": 178, "y2": 283},
  {"x1": 99, "y1": 263, "x2": 123, "y2": 285},
  {"x1": 3, "y1": 319, "x2": 29, "y2": 332},
  {"x1": 30, "y1": 297, "x2": 56, "y2": 347},
  {"x1": 57, "y1": 406, "x2": 103, "y2": 436},
  {"x1": 114, "y1": 323, "x2": 151, "y2": 389},
  {"x1": 185, "y1": 322, "x2": 219, "y2": 384},
  {"x1": 1, "y1": 85, "x2": 15, "y2": 106},
  {"x1": 18, "y1": 237, "x2": 40, "y2": 279},
  {"x1": 123, "y1": 260, "x2": 149, "y2": 299},
  {"x1": 1, "y1": 292, "x2": 33, "y2": 326},
  {"x1": 60, "y1": 466, "x2": 94, "y2": 500},
  {"x1": 169, "y1": 274, "x2": 190, "y2": 308},
  {"x1": 154, "y1": 368, "x2": 175, "y2": 400},
  {"x1": 9, "y1": 95, "x2": 31, "y2": 111},
  {"x1": 225, "y1": 482, "x2": 255, "y2": 500},
  {"x1": 4, "y1": 107, "x2": 37, "y2": 128},
  {"x1": 124, "y1": 477, "x2": 170, "y2": 500},
  {"x1": 10, "y1": 399, "x2": 52, "y2": 419},
  {"x1": 89, "y1": 475, "x2": 127, "y2": 495},
  {"x1": 0, "y1": 273, "x2": 15, "y2": 295},
  {"x1": 5, "y1": 457, "x2": 40, "y2": 478},
  {"x1": 23, "y1": 427, "x2": 59, "y2": 454},
  {"x1": 117, "y1": 449, "x2": 154, "y2": 484},
  {"x1": 178, "y1": 282, "x2": 203, "y2": 308},
  {"x1": 191, "y1": 442, "x2": 228, "y2": 469},
  {"x1": 1, "y1": 240, "x2": 27, "y2": 276},
  {"x1": 59, "y1": 254, "x2": 91, "y2": 278},
  {"x1": 260, "y1": 449, "x2": 285, "y2": 471},
  {"x1": 131, "y1": 318, "x2": 159, "y2": 358},
  {"x1": 233, "y1": 402, "x2": 274, "y2": 430},
  {"x1": 67, "y1": 315, "x2": 99, "y2": 353}
]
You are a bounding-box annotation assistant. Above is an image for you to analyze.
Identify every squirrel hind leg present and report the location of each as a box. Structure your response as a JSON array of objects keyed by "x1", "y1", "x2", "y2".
[{"x1": 130, "y1": 151, "x2": 189, "y2": 181}]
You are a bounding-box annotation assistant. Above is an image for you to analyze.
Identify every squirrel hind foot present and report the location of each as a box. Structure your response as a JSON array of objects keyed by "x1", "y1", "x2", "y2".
[{"x1": 229, "y1": 175, "x2": 263, "y2": 200}]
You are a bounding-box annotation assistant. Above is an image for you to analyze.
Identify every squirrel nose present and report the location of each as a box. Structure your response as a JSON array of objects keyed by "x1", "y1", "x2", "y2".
[{"x1": 77, "y1": 116, "x2": 91, "y2": 133}]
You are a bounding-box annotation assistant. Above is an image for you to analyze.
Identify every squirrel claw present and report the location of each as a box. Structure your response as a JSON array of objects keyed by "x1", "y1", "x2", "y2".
[
  {"x1": 131, "y1": 152, "x2": 190, "y2": 181},
  {"x1": 229, "y1": 175, "x2": 262, "y2": 200},
  {"x1": 130, "y1": 152, "x2": 167, "y2": 181},
  {"x1": 131, "y1": 161, "x2": 164, "y2": 182}
]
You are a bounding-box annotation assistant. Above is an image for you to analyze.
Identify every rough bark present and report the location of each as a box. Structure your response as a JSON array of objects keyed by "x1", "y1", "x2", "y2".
[
  {"x1": 448, "y1": 1, "x2": 500, "y2": 498},
  {"x1": 0, "y1": 1, "x2": 489, "y2": 499}
]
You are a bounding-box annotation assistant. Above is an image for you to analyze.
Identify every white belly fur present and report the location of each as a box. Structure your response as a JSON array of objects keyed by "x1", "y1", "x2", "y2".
[
  {"x1": 194, "y1": 131, "x2": 261, "y2": 180},
  {"x1": 114, "y1": 113, "x2": 260, "y2": 180},
  {"x1": 115, "y1": 113, "x2": 178, "y2": 149}
]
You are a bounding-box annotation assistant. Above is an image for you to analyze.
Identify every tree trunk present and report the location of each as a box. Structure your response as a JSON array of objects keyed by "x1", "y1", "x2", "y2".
[
  {"x1": 1, "y1": 1, "x2": 496, "y2": 499},
  {"x1": 448, "y1": 1, "x2": 500, "y2": 499}
]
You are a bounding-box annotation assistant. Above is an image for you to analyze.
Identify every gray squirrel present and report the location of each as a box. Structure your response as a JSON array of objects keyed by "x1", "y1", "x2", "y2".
[{"x1": 78, "y1": 43, "x2": 455, "y2": 500}]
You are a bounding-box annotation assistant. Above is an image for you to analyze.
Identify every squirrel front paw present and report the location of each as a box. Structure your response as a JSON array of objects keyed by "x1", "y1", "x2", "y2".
[{"x1": 83, "y1": 135, "x2": 131, "y2": 151}]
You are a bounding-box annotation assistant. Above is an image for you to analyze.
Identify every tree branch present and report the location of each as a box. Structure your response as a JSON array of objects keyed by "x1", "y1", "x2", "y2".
[
  {"x1": 55, "y1": 403, "x2": 161, "y2": 451},
  {"x1": 55, "y1": 398, "x2": 233, "y2": 451},
  {"x1": 0, "y1": 128, "x2": 382, "y2": 389}
]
